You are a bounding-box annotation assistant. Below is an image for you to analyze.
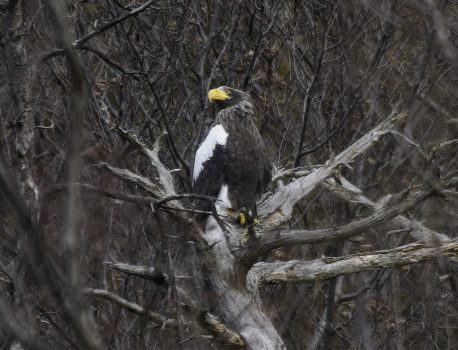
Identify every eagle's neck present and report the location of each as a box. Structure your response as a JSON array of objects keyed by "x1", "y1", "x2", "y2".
[
  {"x1": 236, "y1": 100, "x2": 254, "y2": 114},
  {"x1": 217, "y1": 99, "x2": 253, "y2": 113}
]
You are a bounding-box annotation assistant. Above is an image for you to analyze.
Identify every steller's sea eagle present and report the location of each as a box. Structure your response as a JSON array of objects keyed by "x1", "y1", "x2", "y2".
[{"x1": 192, "y1": 86, "x2": 271, "y2": 226}]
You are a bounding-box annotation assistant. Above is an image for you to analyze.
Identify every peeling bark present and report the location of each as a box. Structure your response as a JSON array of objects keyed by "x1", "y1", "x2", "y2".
[{"x1": 247, "y1": 241, "x2": 458, "y2": 289}]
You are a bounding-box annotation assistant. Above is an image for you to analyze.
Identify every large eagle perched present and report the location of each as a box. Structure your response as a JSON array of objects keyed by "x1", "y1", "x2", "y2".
[{"x1": 193, "y1": 86, "x2": 271, "y2": 226}]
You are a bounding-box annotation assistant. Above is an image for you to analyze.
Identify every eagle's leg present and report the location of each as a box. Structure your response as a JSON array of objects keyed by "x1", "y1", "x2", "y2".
[
  {"x1": 239, "y1": 212, "x2": 258, "y2": 225},
  {"x1": 226, "y1": 209, "x2": 245, "y2": 225}
]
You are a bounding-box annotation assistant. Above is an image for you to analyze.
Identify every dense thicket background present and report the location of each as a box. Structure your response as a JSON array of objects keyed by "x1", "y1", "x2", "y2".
[{"x1": 0, "y1": 0, "x2": 457, "y2": 349}]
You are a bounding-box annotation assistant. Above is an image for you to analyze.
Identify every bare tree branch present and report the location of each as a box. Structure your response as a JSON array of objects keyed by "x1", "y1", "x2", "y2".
[
  {"x1": 96, "y1": 163, "x2": 166, "y2": 200},
  {"x1": 253, "y1": 185, "x2": 436, "y2": 258},
  {"x1": 46, "y1": 183, "x2": 155, "y2": 205},
  {"x1": 99, "y1": 106, "x2": 176, "y2": 197},
  {"x1": 40, "y1": 1, "x2": 154, "y2": 61},
  {"x1": 83, "y1": 288, "x2": 175, "y2": 327},
  {"x1": 104, "y1": 261, "x2": 168, "y2": 285},
  {"x1": 203, "y1": 312, "x2": 246, "y2": 347},
  {"x1": 83, "y1": 287, "x2": 246, "y2": 347},
  {"x1": 258, "y1": 111, "x2": 408, "y2": 224},
  {"x1": 323, "y1": 175, "x2": 453, "y2": 244},
  {"x1": 72, "y1": 1, "x2": 154, "y2": 48},
  {"x1": 247, "y1": 240, "x2": 458, "y2": 290}
]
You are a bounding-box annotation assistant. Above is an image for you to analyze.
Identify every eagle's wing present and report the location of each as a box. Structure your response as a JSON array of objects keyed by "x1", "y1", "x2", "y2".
[{"x1": 192, "y1": 124, "x2": 229, "y2": 214}]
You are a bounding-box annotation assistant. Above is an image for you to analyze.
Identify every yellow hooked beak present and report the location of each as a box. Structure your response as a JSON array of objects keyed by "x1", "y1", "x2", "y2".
[{"x1": 208, "y1": 88, "x2": 230, "y2": 101}]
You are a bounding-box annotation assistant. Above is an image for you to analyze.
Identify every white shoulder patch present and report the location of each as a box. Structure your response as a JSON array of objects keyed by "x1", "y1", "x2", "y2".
[{"x1": 193, "y1": 124, "x2": 229, "y2": 180}]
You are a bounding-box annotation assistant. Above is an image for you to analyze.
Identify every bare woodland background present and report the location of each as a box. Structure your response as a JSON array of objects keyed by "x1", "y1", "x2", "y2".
[{"x1": 0, "y1": 0, "x2": 458, "y2": 349}]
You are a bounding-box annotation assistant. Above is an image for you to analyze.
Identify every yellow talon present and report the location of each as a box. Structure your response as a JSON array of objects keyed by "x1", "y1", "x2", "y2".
[
  {"x1": 253, "y1": 218, "x2": 258, "y2": 225},
  {"x1": 239, "y1": 213, "x2": 246, "y2": 225}
]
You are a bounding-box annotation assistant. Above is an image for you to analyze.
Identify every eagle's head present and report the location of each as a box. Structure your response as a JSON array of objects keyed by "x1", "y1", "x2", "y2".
[{"x1": 207, "y1": 86, "x2": 250, "y2": 110}]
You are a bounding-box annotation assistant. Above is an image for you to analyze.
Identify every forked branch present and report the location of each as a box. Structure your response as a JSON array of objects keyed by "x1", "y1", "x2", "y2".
[
  {"x1": 258, "y1": 111, "x2": 408, "y2": 226},
  {"x1": 253, "y1": 185, "x2": 435, "y2": 258}
]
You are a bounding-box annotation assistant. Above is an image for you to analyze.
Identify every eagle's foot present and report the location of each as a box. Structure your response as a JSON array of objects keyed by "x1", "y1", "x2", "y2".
[
  {"x1": 240, "y1": 213, "x2": 259, "y2": 225},
  {"x1": 227, "y1": 208, "x2": 258, "y2": 226}
]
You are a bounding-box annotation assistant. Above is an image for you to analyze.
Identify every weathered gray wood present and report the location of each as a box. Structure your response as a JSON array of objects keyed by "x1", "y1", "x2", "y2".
[
  {"x1": 258, "y1": 111, "x2": 407, "y2": 225},
  {"x1": 97, "y1": 163, "x2": 166, "y2": 200},
  {"x1": 254, "y1": 186, "x2": 433, "y2": 256},
  {"x1": 247, "y1": 240, "x2": 458, "y2": 289},
  {"x1": 323, "y1": 175, "x2": 452, "y2": 244},
  {"x1": 203, "y1": 312, "x2": 246, "y2": 347},
  {"x1": 104, "y1": 262, "x2": 167, "y2": 282},
  {"x1": 203, "y1": 217, "x2": 285, "y2": 349},
  {"x1": 100, "y1": 104, "x2": 176, "y2": 198}
]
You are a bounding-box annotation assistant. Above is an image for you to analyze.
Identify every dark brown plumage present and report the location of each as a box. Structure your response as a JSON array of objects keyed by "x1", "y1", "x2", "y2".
[{"x1": 192, "y1": 86, "x2": 271, "y2": 224}]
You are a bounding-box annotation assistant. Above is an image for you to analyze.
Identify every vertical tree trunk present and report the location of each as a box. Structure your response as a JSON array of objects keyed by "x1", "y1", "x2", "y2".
[{"x1": 204, "y1": 217, "x2": 285, "y2": 349}]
